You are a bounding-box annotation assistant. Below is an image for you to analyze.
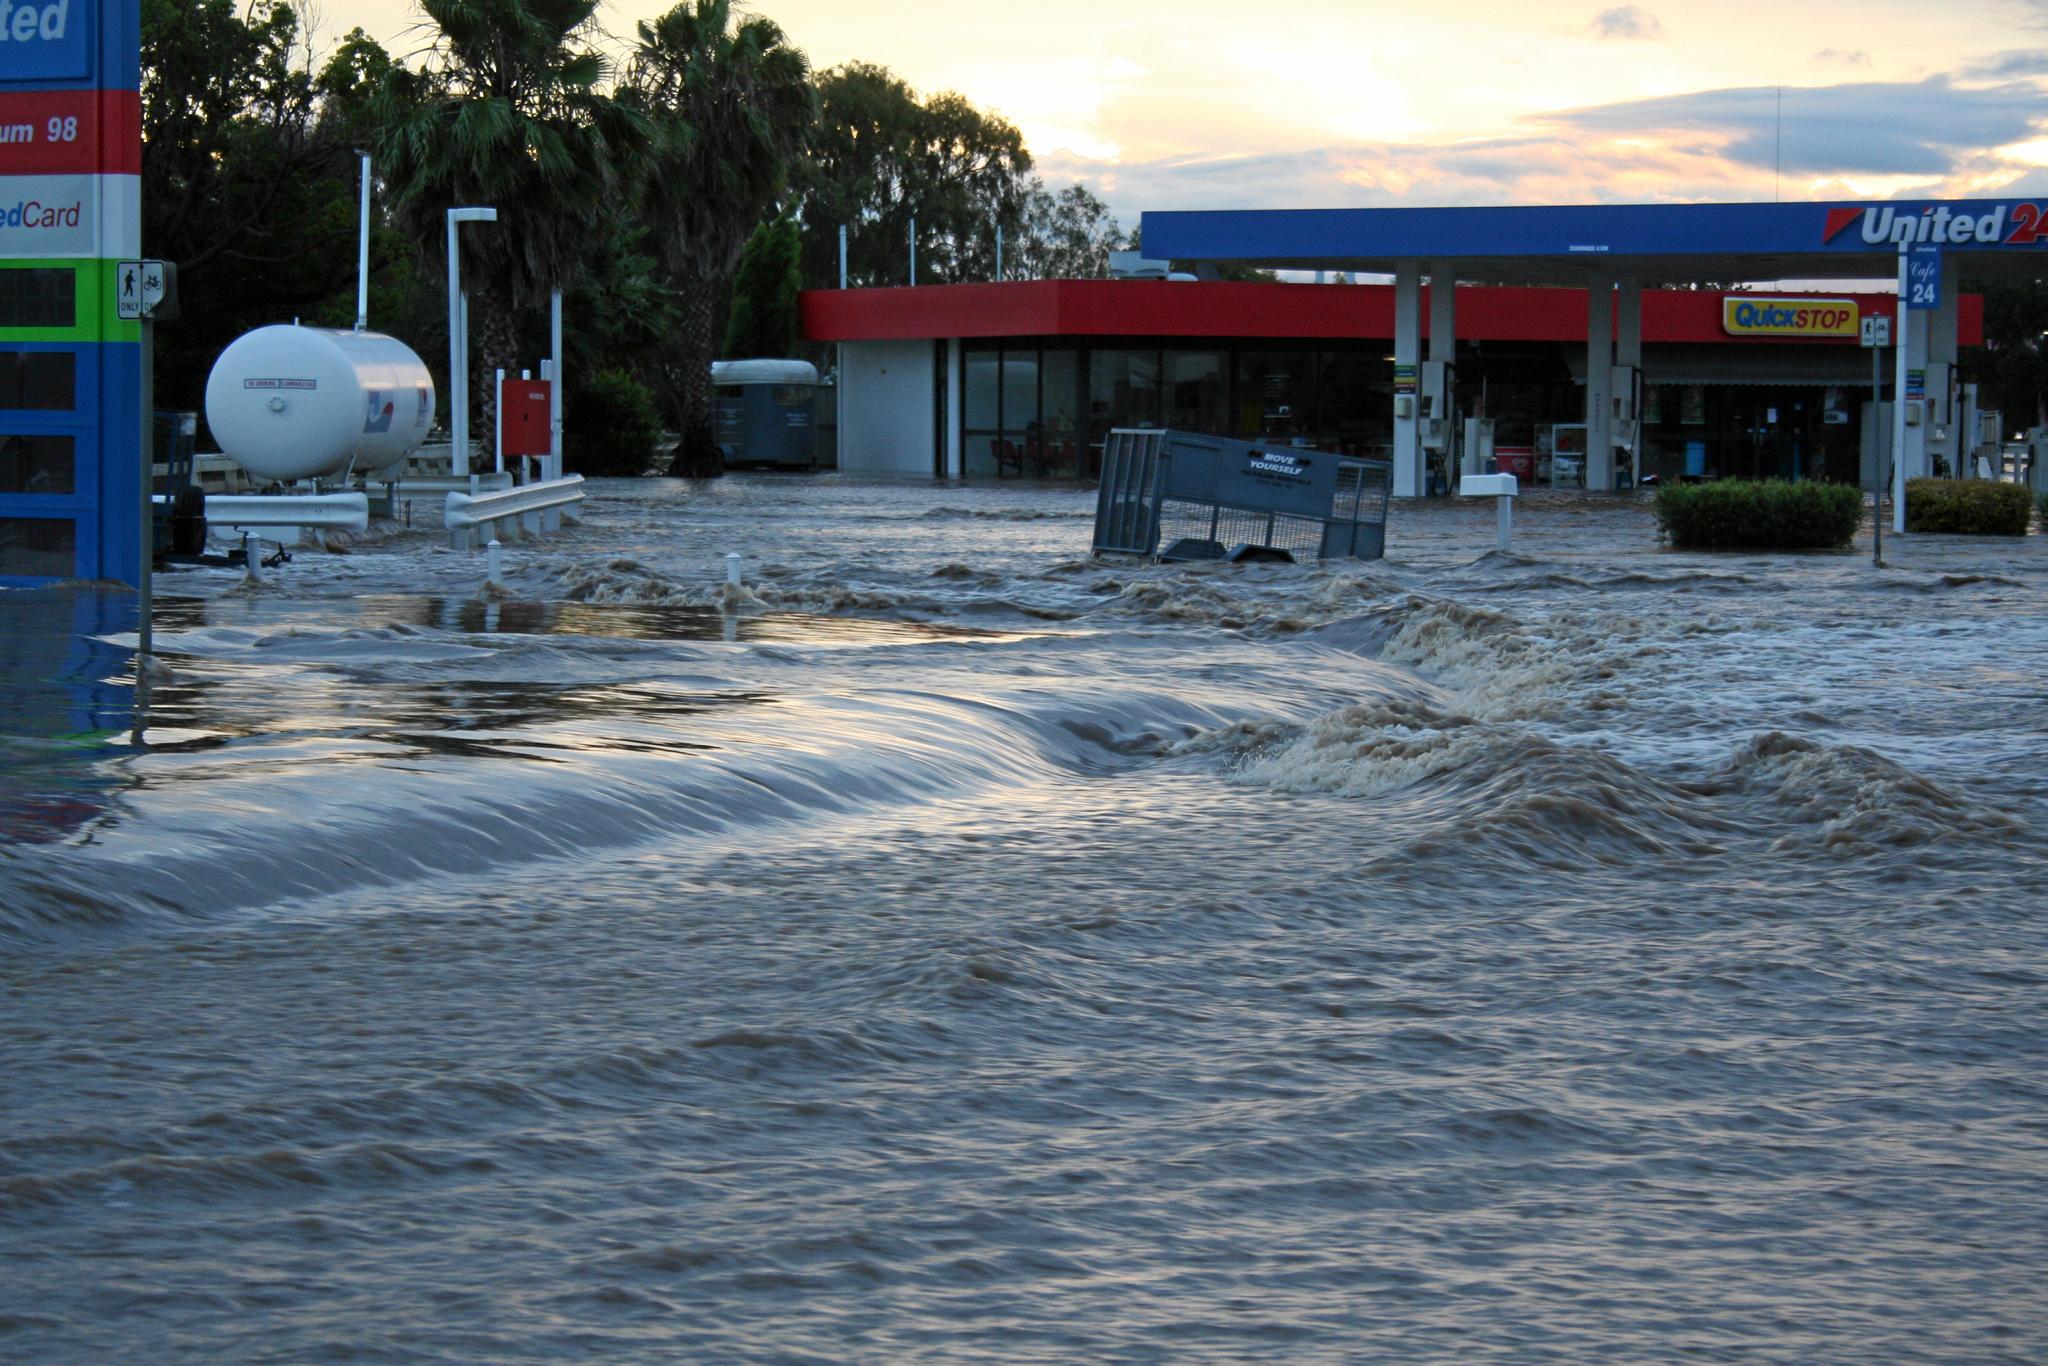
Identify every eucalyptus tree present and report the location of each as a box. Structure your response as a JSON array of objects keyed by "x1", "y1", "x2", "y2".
[
  {"x1": 375, "y1": 0, "x2": 645, "y2": 466},
  {"x1": 143, "y1": 0, "x2": 375, "y2": 404},
  {"x1": 625, "y1": 0, "x2": 816, "y2": 477},
  {"x1": 1007, "y1": 180, "x2": 1124, "y2": 282},
  {"x1": 793, "y1": 63, "x2": 1036, "y2": 291}
]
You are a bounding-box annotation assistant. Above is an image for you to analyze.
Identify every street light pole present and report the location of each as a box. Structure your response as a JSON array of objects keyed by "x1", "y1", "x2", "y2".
[{"x1": 446, "y1": 207, "x2": 498, "y2": 475}]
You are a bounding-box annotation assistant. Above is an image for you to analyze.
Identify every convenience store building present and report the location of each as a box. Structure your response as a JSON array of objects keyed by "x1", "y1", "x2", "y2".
[
  {"x1": 804, "y1": 277, "x2": 1978, "y2": 488},
  {"x1": 802, "y1": 197, "x2": 2036, "y2": 501}
]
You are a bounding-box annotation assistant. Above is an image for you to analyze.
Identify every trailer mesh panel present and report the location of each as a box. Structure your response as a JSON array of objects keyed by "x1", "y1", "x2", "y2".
[{"x1": 1092, "y1": 429, "x2": 1392, "y2": 562}]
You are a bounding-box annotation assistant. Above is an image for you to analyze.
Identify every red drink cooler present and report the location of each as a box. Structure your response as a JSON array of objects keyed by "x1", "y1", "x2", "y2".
[{"x1": 1495, "y1": 448, "x2": 1535, "y2": 481}]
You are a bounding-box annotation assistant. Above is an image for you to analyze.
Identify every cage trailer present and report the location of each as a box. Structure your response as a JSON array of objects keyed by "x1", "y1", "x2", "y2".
[{"x1": 1092, "y1": 429, "x2": 1393, "y2": 563}]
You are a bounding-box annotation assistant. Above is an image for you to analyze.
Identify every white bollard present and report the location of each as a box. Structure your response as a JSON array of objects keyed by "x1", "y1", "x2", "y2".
[
  {"x1": 725, "y1": 552, "x2": 742, "y2": 588},
  {"x1": 487, "y1": 538, "x2": 503, "y2": 589},
  {"x1": 242, "y1": 533, "x2": 262, "y2": 582}
]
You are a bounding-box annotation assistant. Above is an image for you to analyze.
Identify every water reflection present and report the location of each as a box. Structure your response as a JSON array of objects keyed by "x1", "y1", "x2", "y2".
[
  {"x1": 161, "y1": 592, "x2": 1022, "y2": 645},
  {"x1": 0, "y1": 587, "x2": 136, "y2": 842}
]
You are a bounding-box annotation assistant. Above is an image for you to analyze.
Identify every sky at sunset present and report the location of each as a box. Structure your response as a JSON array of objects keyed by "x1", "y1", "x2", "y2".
[{"x1": 334, "y1": 0, "x2": 2048, "y2": 229}]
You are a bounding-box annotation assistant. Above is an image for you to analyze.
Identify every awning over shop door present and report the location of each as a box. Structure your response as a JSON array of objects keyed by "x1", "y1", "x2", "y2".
[{"x1": 1564, "y1": 343, "x2": 1876, "y2": 388}]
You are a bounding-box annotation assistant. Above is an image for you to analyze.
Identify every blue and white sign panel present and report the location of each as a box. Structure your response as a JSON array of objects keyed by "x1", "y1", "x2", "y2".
[
  {"x1": 0, "y1": 0, "x2": 94, "y2": 81},
  {"x1": 0, "y1": 0, "x2": 140, "y2": 587},
  {"x1": 1905, "y1": 245, "x2": 1942, "y2": 311},
  {"x1": 1142, "y1": 197, "x2": 2048, "y2": 266}
]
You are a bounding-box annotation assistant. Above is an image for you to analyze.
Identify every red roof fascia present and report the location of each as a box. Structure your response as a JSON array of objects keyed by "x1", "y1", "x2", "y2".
[{"x1": 800, "y1": 281, "x2": 1982, "y2": 346}]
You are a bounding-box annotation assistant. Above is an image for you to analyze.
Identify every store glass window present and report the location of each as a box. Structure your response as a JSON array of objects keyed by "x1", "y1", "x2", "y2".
[
  {"x1": 1235, "y1": 351, "x2": 1312, "y2": 442},
  {"x1": 1315, "y1": 351, "x2": 1385, "y2": 455},
  {"x1": 1001, "y1": 350, "x2": 1039, "y2": 435},
  {"x1": 0, "y1": 434, "x2": 74, "y2": 495},
  {"x1": 1088, "y1": 349, "x2": 1160, "y2": 450},
  {"x1": 1040, "y1": 350, "x2": 1081, "y2": 477},
  {"x1": 0, "y1": 516, "x2": 75, "y2": 576},
  {"x1": 998, "y1": 350, "x2": 1048, "y2": 477},
  {"x1": 1163, "y1": 350, "x2": 1226, "y2": 434},
  {"x1": 963, "y1": 346, "x2": 1002, "y2": 477}
]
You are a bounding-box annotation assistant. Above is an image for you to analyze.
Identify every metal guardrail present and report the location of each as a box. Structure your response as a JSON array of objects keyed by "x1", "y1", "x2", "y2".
[
  {"x1": 445, "y1": 475, "x2": 585, "y2": 548},
  {"x1": 206, "y1": 492, "x2": 370, "y2": 532},
  {"x1": 388, "y1": 472, "x2": 514, "y2": 497}
]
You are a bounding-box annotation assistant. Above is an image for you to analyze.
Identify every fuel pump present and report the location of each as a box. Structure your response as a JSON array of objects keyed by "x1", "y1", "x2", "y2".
[
  {"x1": 1610, "y1": 364, "x2": 1641, "y2": 488},
  {"x1": 1462, "y1": 417, "x2": 1496, "y2": 476},
  {"x1": 1970, "y1": 403, "x2": 2002, "y2": 480},
  {"x1": 1420, "y1": 360, "x2": 1455, "y2": 493},
  {"x1": 1923, "y1": 362, "x2": 1956, "y2": 476}
]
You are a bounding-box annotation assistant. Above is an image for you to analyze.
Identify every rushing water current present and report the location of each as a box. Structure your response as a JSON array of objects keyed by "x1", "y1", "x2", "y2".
[{"x1": 4, "y1": 477, "x2": 2047, "y2": 1362}]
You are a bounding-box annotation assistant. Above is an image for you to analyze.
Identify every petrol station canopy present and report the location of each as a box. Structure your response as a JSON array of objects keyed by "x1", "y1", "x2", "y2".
[{"x1": 1139, "y1": 198, "x2": 2048, "y2": 285}]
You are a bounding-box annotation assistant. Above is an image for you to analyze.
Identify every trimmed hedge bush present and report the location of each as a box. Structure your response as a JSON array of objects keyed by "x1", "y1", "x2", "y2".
[
  {"x1": 1903, "y1": 478, "x2": 2032, "y2": 536},
  {"x1": 565, "y1": 370, "x2": 665, "y2": 477},
  {"x1": 1652, "y1": 479, "x2": 1863, "y2": 550}
]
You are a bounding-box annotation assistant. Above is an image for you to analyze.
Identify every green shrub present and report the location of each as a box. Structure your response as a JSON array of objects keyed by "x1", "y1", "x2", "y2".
[
  {"x1": 1652, "y1": 479, "x2": 1863, "y2": 550},
  {"x1": 565, "y1": 370, "x2": 665, "y2": 477},
  {"x1": 1903, "y1": 478, "x2": 2032, "y2": 535}
]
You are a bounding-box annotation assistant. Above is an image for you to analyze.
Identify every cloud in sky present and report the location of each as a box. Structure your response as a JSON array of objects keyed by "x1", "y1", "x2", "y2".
[
  {"x1": 332, "y1": 0, "x2": 2048, "y2": 223},
  {"x1": 1587, "y1": 6, "x2": 1664, "y2": 40},
  {"x1": 1047, "y1": 71, "x2": 2048, "y2": 227},
  {"x1": 1548, "y1": 76, "x2": 2048, "y2": 177},
  {"x1": 1966, "y1": 48, "x2": 2048, "y2": 77}
]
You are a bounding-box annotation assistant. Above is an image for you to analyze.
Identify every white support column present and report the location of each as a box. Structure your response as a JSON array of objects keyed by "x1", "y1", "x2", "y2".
[
  {"x1": 1393, "y1": 260, "x2": 1423, "y2": 497},
  {"x1": 1616, "y1": 278, "x2": 1643, "y2": 486},
  {"x1": 835, "y1": 351, "x2": 849, "y2": 473},
  {"x1": 945, "y1": 338, "x2": 964, "y2": 478},
  {"x1": 1429, "y1": 263, "x2": 1456, "y2": 489},
  {"x1": 1427, "y1": 262, "x2": 1455, "y2": 367},
  {"x1": 1585, "y1": 271, "x2": 1614, "y2": 492},
  {"x1": 1893, "y1": 251, "x2": 1927, "y2": 532}
]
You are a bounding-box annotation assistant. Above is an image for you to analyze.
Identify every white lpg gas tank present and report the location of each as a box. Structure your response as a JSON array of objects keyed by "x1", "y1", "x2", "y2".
[{"x1": 205, "y1": 325, "x2": 436, "y2": 482}]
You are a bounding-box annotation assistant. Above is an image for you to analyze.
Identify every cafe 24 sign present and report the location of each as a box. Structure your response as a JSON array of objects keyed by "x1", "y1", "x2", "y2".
[{"x1": 1723, "y1": 297, "x2": 1860, "y2": 339}]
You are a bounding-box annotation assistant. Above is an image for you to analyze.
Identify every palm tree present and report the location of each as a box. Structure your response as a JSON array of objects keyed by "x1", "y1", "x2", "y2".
[
  {"x1": 376, "y1": 0, "x2": 644, "y2": 470},
  {"x1": 626, "y1": 1, "x2": 815, "y2": 478}
]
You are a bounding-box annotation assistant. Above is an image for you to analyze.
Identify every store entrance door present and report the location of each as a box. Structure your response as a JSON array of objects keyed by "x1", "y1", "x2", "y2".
[{"x1": 1722, "y1": 389, "x2": 1837, "y2": 482}]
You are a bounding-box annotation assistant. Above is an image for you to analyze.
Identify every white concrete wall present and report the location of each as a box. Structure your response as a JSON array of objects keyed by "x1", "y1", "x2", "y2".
[{"x1": 839, "y1": 340, "x2": 936, "y2": 477}]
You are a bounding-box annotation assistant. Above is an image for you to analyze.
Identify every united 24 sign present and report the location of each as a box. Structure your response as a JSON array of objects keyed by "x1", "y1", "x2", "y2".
[{"x1": 1823, "y1": 203, "x2": 2048, "y2": 248}]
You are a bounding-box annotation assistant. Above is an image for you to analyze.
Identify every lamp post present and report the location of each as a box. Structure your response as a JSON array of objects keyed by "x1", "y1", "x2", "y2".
[{"x1": 446, "y1": 207, "x2": 498, "y2": 475}]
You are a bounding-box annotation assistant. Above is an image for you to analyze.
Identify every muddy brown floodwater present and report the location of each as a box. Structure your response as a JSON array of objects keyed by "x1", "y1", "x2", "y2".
[{"x1": 3, "y1": 478, "x2": 2046, "y2": 1362}]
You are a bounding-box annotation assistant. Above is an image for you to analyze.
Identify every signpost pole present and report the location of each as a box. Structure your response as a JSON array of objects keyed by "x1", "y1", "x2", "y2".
[
  {"x1": 447, "y1": 213, "x2": 463, "y2": 476},
  {"x1": 1893, "y1": 249, "x2": 1910, "y2": 534},
  {"x1": 1872, "y1": 335, "x2": 1883, "y2": 566},
  {"x1": 138, "y1": 314, "x2": 152, "y2": 664},
  {"x1": 550, "y1": 289, "x2": 564, "y2": 485},
  {"x1": 1861, "y1": 311, "x2": 1892, "y2": 565}
]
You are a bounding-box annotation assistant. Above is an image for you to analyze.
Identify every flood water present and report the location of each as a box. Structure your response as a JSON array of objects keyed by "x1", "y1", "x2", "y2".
[{"x1": 4, "y1": 477, "x2": 2047, "y2": 1362}]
